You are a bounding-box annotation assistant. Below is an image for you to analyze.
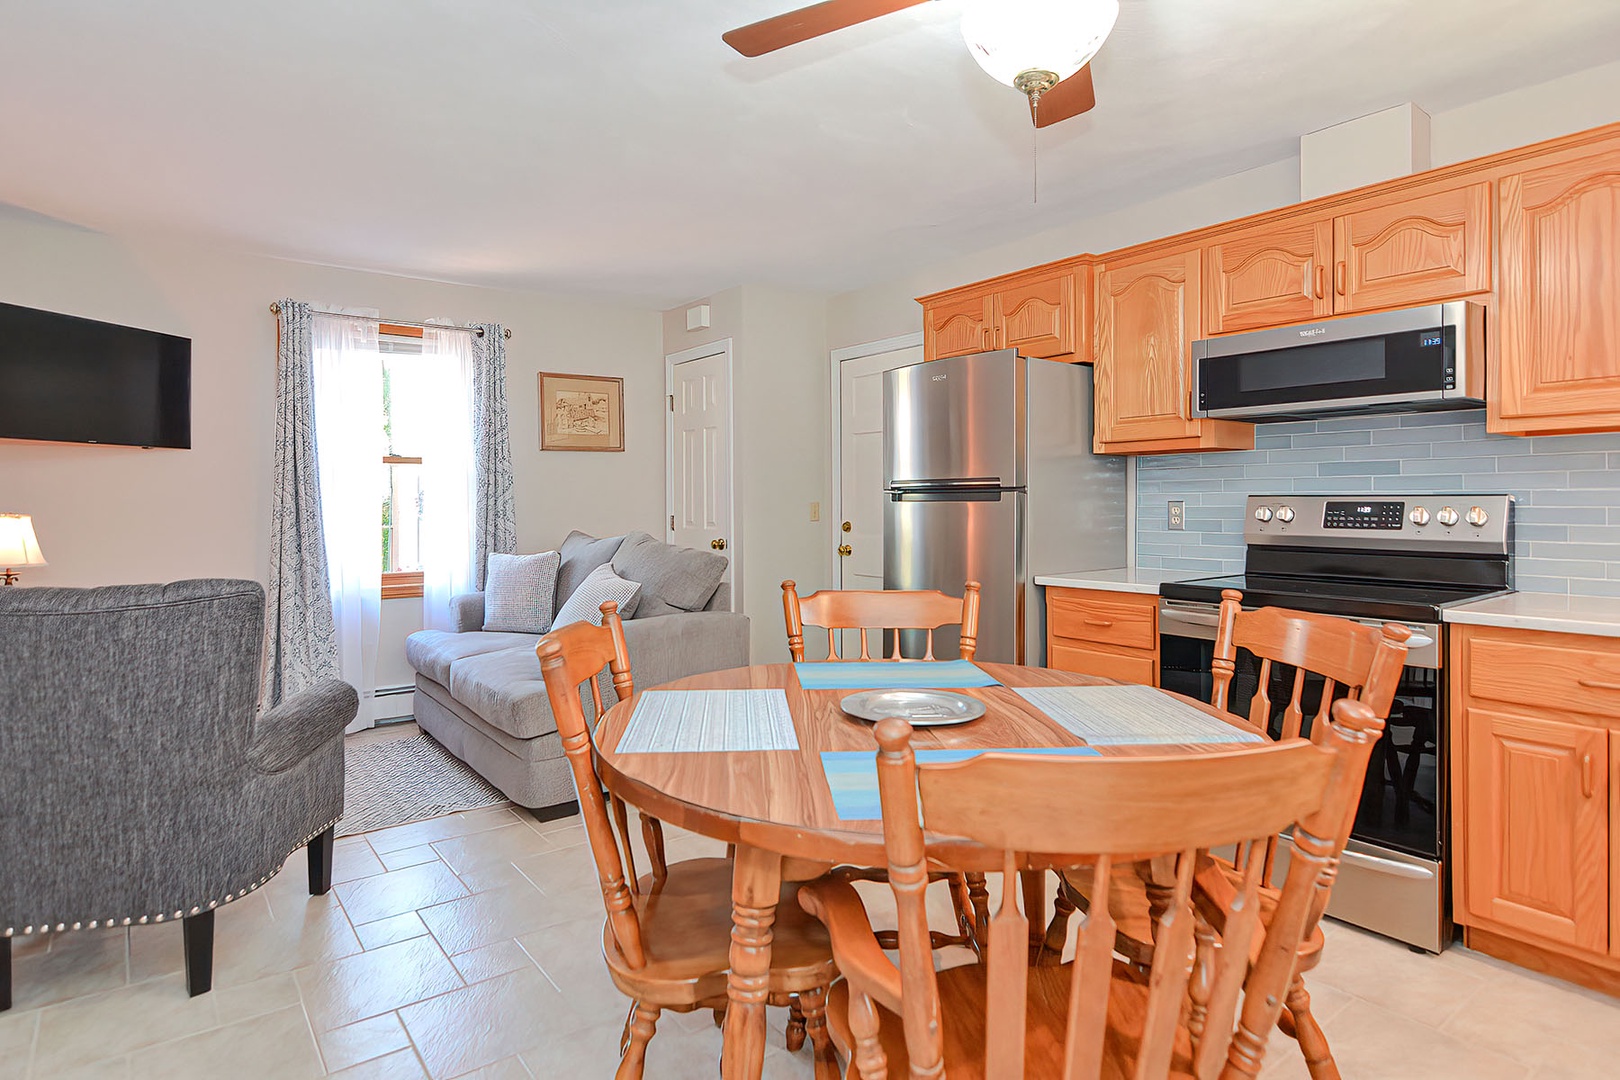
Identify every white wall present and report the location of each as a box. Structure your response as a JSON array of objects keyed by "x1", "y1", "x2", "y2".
[
  {"x1": 662, "y1": 286, "x2": 829, "y2": 663},
  {"x1": 0, "y1": 208, "x2": 663, "y2": 699}
]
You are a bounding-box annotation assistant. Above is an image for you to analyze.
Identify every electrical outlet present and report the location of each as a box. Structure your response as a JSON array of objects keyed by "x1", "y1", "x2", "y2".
[
  {"x1": 809, "y1": 501, "x2": 820, "y2": 522},
  {"x1": 1167, "y1": 500, "x2": 1185, "y2": 530}
]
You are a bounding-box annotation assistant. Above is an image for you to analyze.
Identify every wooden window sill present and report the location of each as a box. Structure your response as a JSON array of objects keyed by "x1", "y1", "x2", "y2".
[{"x1": 383, "y1": 571, "x2": 424, "y2": 600}]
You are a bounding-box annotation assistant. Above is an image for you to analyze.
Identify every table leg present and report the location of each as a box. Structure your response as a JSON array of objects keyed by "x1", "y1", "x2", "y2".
[{"x1": 722, "y1": 842, "x2": 781, "y2": 1080}]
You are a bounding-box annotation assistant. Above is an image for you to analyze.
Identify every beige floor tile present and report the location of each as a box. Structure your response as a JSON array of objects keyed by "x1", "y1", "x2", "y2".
[
  {"x1": 354, "y1": 911, "x2": 430, "y2": 951},
  {"x1": 1308, "y1": 921, "x2": 1487, "y2": 1027},
  {"x1": 1439, "y1": 957, "x2": 1620, "y2": 1079},
  {"x1": 449, "y1": 938, "x2": 535, "y2": 985},
  {"x1": 8, "y1": 928, "x2": 128, "y2": 1011},
  {"x1": 397, "y1": 965, "x2": 589, "y2": 1079},
  {"x1": 516, "y1": 1020, "x2": 624, "y2": 1077},
  {"x1": 296, "y1": 935, "x2": 465, "y2": 1032},
  {"x1": 31, "y1": 973, "x2": 220, "y2": 1075},
  {"x1": 329, "y1": 1048, "x2": 430, "y2": 1079},
  {"x1": 432, "y1": 825, "x2": 554, "y2": 877},
  {"x1": 316, "y1": 1011, "x2": 414, "y2": 1073},
  {"x1": 508, "y1": 842, "x2": 601, "y2": 899},
  {"x1": 416, "y1": 882, "x2": 556, "y2": 957},
  {"x1": 448, "y1": 1057, "x2": 533, "y2": 1079},
  {"x1": 517, "y1": 915, "x2": 620, "y2": 1014},
  {"x1": 39, "y1": 1058, "x2": 132, "y2": 1080},
  {"x1": 449, "y1": 860, "x2": 545, "y2": 896},
  {"x1": 8, "y1": 933, "x2": 50, "y2": 961},
  {"x1": 126, "y1": 1003, "x2": 323, "y2": 1080},
  {"x1": 332, "y1": 840, "x2": 389, "y2": 885},
  {"x1": 379, "y1": 845, "x2": 441, "y2": 873},
  {"x1": 364, "y1": 808, "x2": 519, "y2": 856},
  {"x1": 512, "y1": 809, "x2": 584, "y2": 839},
  {"x1": 212, "y1": 970, "x2": 303, "y2": 1025},
  {"x1": 212, "y1": 893, "x2": 365, "y2": 989},
  {"x1": 336, "y1": 863, "x2": 471, "y2": 927},
  {"x1": 0, "y1": 1009, "x2": 38, "y2": 1080},
  {"x1": 1312, "y1": 997, "x2": 1531, "y2": 1079}
]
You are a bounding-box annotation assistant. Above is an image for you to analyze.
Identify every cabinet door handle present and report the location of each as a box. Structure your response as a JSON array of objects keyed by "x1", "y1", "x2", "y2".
[
  {"x1": 1314, "y1": 263, "x2": 1326, "y2": 299},
  {"x1": 1577, "y1": 678, "x2": 1620, "y2": 692},
  {"x1": 1334, "y1": 261, "x2": 1347, "y2": 296},
  {"x1": 1082, "y1": 618, "x2": 1114, "y2": 628},
  {"x1": 981, "y1": 327, "x2": 991, "y2": 348},
  {"x1": 995, "y1": 326, "x2": 1004, "y2": 348},
  {"x1": 1582, "y1": 753, "x2": 1595, "y2": 798}
]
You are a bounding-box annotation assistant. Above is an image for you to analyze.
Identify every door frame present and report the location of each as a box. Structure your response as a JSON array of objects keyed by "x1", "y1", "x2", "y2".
[
  {"x1": 827, "y1": 332, "x2": 924, "y2": 589},
  {"x1": 665, "y1": 338, "x2": 739, "y2": 612}
]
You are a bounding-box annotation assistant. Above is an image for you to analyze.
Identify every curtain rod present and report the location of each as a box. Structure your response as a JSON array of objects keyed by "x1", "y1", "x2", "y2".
[{"x1": 267, "y1": 302, "x2": 511, "y2": 340}]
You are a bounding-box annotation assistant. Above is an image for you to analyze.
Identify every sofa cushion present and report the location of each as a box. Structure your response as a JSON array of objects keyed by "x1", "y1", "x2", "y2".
[
  {"x1": 553, "y1": 562, "x2": 642, "y2": 628},
  {"x1": 446, "y1": 646, "x2": 559, "y2": 741},
  {"x1": 611, "y1": 531, "x2": 727, "y2": 619},
  {"x1": 406, "y1": 629, "x2": 540, "y2": 686},
  {"x1": 555, "y1": 531, "x2": 626, "y2": 616},
  {"x1": 482, "y1": 551, "x2": 561, "y2": 633}
]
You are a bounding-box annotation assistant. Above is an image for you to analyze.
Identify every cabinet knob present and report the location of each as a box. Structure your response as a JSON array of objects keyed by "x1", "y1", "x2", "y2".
[{"x1": 711, "y1": 538, "x2": 727, "y2": 551}]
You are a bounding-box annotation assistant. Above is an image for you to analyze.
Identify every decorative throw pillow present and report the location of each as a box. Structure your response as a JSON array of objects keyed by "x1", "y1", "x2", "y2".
[
  {"x1": 481, "y1": 551, "x2": 562, "y2": 634},
  {"x1": 552, "y1": 562, "x2": 642, "y2": 629},
  {"x1": 610, "y1": 531, "x2": 727, "y2": 619},
  {"x1": 554, "y1": 531, "x2": 626, "y2": 618}
]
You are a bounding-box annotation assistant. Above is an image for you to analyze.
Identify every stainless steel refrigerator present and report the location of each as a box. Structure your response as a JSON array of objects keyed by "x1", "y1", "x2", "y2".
[{"x1": 883, "y1": 349, "x2": 1127, "y2": 665}]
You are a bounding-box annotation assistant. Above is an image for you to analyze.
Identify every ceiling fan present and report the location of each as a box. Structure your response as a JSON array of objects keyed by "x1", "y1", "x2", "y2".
[{"x1": 723, "y1": 0, "x2": 1117, "y2": 129}]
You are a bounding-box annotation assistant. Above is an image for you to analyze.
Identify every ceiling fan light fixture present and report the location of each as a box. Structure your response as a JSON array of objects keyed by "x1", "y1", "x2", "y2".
[{"x1": 960, "y1": 0, "x2": 1119, "y2": 94}]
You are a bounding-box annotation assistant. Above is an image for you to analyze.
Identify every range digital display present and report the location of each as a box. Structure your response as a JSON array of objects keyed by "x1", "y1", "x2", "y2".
[{"x1": 1323, "y1": 501, "x2": 1404, "y2": 529}]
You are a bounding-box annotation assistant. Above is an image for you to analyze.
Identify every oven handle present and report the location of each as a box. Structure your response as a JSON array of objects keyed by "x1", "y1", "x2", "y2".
[{"x1": 1278, "y1": 834, "x2": 1437, "y2": 881}]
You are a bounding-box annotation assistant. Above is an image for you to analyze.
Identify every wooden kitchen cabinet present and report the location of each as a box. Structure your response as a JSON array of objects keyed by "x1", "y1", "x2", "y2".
[
  {"x1": 1334, "y1": 181, "x2": 1492, "y2": 313},
  {"x1": 1045, "y1": 588, "x2": 1157, "y2": 684},
  {"x1": 1492, "y1": 142, "x2": 1620, "y2": 434},
  {"x1": 1094, "y1": 244, "x2": 1252, "y2": 454},
  {"x1": 1204, "y1": 216, "x2": 1334, "y2": 334},
  {"x1": 920, "y1": 262, "x2": 1080, "y2": 362}
]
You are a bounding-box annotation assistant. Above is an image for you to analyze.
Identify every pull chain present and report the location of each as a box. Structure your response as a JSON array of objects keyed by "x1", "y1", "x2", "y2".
[{"x1": 1031, "y1": 92, "x2": 1040, "y2": 204}]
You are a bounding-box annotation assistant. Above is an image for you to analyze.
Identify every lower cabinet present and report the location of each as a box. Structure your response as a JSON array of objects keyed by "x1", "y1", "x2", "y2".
[
  {"x1": 1045, "y1": 588, "x2": 1158, "y2": 684},
  {"x1": 1452, "y1": 625, "x2": 1620, "y2": 987}
]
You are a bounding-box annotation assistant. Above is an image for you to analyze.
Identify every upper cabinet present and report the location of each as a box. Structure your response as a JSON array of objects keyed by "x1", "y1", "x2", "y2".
[
  {"x1": 1095, "y1": 244, "x2": 1251, "y2": 454},
  {"x1": 921, "y1": 262, "x2": 1082, "y2": 363},
  {"x1": 1205, "y1": 216, "x2": 1334, "y2": 334},
  {"x1": 1492, "y1": 142, "x2": 1620, "y2": 435}
]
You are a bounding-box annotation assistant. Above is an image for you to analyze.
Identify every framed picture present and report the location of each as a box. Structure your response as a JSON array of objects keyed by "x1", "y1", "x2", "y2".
[{"x1": 538, "y1": 371, "x2": 624, "y2": 452}]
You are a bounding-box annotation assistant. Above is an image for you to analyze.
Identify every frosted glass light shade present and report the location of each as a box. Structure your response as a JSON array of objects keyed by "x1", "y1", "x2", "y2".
[
  {"x1": 0, "y1": 514, "x2": 47, "y2": 570},
  {"x1": 961, "y1": 0, "x2": 1119, "y2": 89}
]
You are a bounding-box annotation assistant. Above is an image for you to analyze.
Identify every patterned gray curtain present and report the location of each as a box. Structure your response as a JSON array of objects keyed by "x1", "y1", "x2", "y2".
[
  {"x1": 262, "y1": 299, "x2": 340, "y2": 706},
  {"x1": 470, "y1": 324, "x2": 517, "y2": 588}
]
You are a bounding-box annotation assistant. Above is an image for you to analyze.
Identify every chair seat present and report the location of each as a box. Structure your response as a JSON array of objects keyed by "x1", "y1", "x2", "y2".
[
  {"x1": 826, "y1": 959, "x2": 1204, "y2": 1079},
  {"x1": 600, "y1": 857, "x2": 836, "y2": 1007}
]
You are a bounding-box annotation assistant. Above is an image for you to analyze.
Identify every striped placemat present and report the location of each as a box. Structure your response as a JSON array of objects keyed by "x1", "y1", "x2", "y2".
[
  {"x1": 1014, "y1": 684, "x2": 1264, "y2": 745},
  {"x1": 615, "y1": 689, "x2": 799, "y2": 753}
]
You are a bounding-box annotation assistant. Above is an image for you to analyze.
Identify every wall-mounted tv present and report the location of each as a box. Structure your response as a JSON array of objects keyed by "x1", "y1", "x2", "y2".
[{"x1": 0, "y1": 301, "x2": 191, "y2": 449}]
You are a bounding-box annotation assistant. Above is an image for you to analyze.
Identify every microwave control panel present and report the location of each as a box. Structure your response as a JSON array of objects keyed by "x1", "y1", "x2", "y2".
[{"x1": 1323, "y1": 501, "x2": 1405, "y2": 529}]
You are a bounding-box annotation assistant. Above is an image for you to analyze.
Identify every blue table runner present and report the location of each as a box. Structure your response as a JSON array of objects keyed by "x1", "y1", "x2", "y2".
[
  {"x1": 794, "y1": 660, "x2": 1000, "y2": 691},
  {"x1": 821, "y1": 746, "x2": 1099, "y2": 820}
]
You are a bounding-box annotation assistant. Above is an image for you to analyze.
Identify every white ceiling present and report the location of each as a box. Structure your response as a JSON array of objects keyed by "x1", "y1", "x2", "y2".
[{"x1": 3, "y1": 1, "x2": 1619, "y2": 308}]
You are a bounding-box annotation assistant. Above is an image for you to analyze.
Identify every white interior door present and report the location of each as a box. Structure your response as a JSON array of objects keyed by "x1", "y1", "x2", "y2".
[
  {"x1": 668, "y1": 348, "x2": 735, "y2": 602},
  {"x1": 835, "y1": 342, "x2": 922, "y2": 652}
]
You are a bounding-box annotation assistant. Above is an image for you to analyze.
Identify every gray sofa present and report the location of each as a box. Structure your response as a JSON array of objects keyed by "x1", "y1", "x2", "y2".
[
  {"x1": 406, "y1": 532, "x2": 750, "y2": 810},
  {"x1": 0, "y1": 579, "x2": 358, "y2": 1009}
]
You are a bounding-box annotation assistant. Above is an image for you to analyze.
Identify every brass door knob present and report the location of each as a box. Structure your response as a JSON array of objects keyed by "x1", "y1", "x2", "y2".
[
  {"x1": 711, "y1": 538, "x2": 727, "y2": 551},
  {"x1": 841, "y1": 521, "x2": 852, "y2": 533},
  {"x1": 837, "y1": 544, "x2": 853, "y2": 557}
]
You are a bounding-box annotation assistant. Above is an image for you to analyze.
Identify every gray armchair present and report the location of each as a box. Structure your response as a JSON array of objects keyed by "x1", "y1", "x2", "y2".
[{"x1": 0, "y1": 579, "x2": 357, "y2": 1009}]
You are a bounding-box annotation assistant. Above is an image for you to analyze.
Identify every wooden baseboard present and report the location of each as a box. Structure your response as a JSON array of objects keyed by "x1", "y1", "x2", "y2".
[{"x1": 1464, "y1": 926, "x2": 1620, "y2": 999}]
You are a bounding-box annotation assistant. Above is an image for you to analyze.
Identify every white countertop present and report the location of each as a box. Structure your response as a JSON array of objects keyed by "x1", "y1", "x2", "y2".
[
  {"x1": 1443, "y1": 592, "x2": 1620, "y2": 639},
  {"x1": 1033, "y1": 568, "x2": 1198, "y2": 595}
]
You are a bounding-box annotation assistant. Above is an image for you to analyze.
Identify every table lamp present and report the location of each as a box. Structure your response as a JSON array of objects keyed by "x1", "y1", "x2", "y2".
[{"x1": 0, "y1": 514, "x2": 47, "y2": 585}]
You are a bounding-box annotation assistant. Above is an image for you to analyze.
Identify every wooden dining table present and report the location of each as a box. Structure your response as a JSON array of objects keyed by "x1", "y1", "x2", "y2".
[{"x1": 592, "y1": 661, "x2": 1256, "y2": 1080}]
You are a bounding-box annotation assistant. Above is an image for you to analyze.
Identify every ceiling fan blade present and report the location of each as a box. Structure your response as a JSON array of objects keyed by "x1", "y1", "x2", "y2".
[
  {"x1": 1032, "y1": 65, "x2": 1097, "y2": 129},
  {"x1": 723, "y1": 0, "x2": 933, "y2": 57}
]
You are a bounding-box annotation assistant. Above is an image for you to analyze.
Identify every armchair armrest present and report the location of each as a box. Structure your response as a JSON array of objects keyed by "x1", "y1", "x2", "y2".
[
  {"x1": 451, "y1": 592, "x2": 486, "y2": 633},
  {"x1": 248, "y1": 678, "x2": 358, "y2": 773},
  {"x1": 798, "y1": 878, "x2": 903, "y2": 1014}
]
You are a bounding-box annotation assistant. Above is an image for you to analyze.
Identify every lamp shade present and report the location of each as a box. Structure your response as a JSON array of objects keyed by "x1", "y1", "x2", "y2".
[
  {"x1": 0, "y1": 514, "x2": 48, "y2": 568},
  {"x1": 961, "y1": 0, "x2": 1119, "y2": 89}
]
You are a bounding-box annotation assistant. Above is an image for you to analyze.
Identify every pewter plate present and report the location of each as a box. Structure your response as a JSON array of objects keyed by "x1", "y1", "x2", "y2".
[{"x1": 839, "y1": 689, "x2": 986, "y2": 726}]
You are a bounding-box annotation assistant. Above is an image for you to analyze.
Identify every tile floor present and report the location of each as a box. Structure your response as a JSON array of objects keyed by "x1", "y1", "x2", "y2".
[{"x1": 5, "y1": 802, "x2": 1619, "y2": 1079}]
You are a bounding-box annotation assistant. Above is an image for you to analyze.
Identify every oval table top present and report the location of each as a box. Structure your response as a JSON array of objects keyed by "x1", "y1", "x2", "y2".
[{"x1": 593, "y1": 661, "x2": 1252, "y2": 868}]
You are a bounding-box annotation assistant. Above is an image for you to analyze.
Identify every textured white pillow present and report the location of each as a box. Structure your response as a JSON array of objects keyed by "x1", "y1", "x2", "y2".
[
  {"x1": 552, "y1": 562, "x2": 642, "y2": 628},
  {"x1": 482, "y1": 551, "x2": 562, "y2": 633}
]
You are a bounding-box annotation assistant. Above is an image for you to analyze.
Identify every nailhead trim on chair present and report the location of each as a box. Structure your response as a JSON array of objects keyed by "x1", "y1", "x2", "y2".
[{"x1": 3, "y1": 817, "x2": 341, "y2": 938}]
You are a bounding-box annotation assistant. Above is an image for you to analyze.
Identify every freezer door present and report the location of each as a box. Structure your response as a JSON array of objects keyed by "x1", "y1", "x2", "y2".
[
  {"x1": 884, "y1": 489, "x2": 1022, "y2": 664},
  {"x1": 884, "y1": 350, "x2": 1022, "y2": 487}
]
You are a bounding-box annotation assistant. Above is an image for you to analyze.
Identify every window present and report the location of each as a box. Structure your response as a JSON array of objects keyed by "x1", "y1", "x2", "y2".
[{"x1": 380, "y1": 324, "x2": 426, "y2": 599}]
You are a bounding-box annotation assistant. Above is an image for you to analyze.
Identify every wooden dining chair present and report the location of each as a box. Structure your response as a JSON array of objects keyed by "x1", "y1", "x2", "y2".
[
  {"x1": 1042, "y1": 589, "x2": 1412, "y2": 1080},
  {"x1": 799, "y1": 700, "x2": 1386, "y2": 1079},
  {"x1": 537, "y1": 602, "x2": 840, "y2": 1079},
  {"x1": 781, "y1": 579, "x2": 981, "y2": 662}
]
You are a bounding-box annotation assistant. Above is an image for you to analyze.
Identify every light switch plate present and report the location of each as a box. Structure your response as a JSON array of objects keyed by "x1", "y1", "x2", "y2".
[
  {"x1": 809, "y1": 501, "x2": 821, "y2": 522},
  {"x1": 1168, "y1": 500, "x2": 1185, "y2": 530}
]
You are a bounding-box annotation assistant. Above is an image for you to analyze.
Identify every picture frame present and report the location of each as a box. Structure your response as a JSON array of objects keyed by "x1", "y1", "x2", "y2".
[{"x1": 538, "y1": 371, "x2": 624, "y2": 452}]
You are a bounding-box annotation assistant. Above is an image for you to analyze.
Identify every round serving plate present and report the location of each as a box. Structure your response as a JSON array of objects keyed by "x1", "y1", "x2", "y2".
[{"x1": 839, "y1": 689, "x2": 986, "y2": 726}]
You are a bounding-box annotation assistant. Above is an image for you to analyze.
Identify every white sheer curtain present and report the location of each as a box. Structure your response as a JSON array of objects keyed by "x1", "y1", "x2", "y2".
[
  {"x1": 311, "y1": 312, "x2": 384, "y2": 728},
  {"x1": 394, "y1": 324, "x2": 477, "y2": 631}
]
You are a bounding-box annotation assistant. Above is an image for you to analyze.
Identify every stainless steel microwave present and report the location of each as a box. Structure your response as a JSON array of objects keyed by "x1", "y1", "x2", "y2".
[{"x1": 1191, "y1": 301, "x2": 1484, "y2": 421}]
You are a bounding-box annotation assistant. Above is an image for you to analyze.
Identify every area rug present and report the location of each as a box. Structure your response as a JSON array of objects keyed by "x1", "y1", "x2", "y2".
[{"x1": 338, "y1": 732, "x2": 509, "y2": 837}]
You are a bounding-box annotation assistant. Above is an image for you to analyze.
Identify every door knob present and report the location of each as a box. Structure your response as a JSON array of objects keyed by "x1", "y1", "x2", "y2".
[
  {"x1": 711, "y1": 538, "x2": 727, "y2": 551},
  {"x1": 841, "y1": 521, "x2": 852, "y2": 533},
  {"x1": 837, "y1": 544, "x2": 853, "y2": 557}
]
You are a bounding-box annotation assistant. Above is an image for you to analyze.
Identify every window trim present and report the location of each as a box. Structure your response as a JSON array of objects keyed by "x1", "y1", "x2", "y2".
[{"x1": 382, "y1": 570, "x2": 424, "y2": 600}]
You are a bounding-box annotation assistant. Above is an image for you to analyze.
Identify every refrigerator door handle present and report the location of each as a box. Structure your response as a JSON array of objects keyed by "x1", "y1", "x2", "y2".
[{"x1": 887, "y1": 477, "x2": 1005, "y2": 492}]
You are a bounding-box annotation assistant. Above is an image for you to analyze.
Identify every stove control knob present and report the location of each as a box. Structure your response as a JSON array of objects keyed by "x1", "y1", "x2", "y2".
[
  {"x1": 1409, "y1": 506, "x2": 1431, "y2": 526},
  {"x1": 1436, "y1": 506, "x2": 1460, "y2": 527},
  {"x1": 1466, "y1": 505, "x2": 1490, "y2": 527},
  {"x1": 1254, "y1": 506, "x2": 1274, "y2": 523},
  {"x1": 1275, "y1": 505, "x2": 1296, "y2": 523}
]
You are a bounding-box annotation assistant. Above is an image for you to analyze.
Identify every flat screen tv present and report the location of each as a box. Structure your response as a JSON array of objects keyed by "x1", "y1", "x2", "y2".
[{"x1": 0, "y1": 300, "x2": 191, "y2": 449}]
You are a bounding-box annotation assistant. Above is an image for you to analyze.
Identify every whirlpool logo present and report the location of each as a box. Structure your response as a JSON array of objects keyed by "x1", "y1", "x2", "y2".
[
  {"x1": 1298, "y1": 327, "x2": 1328, "y2": 338},
  {"x1": 931, "y1": 374, "x2": 948, "y2": 381}
]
